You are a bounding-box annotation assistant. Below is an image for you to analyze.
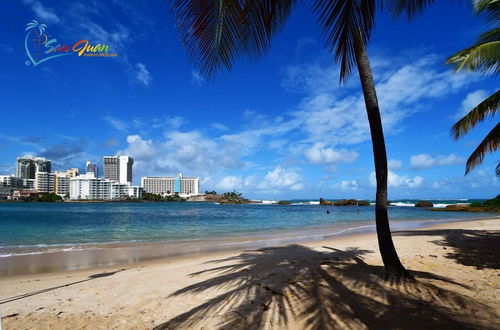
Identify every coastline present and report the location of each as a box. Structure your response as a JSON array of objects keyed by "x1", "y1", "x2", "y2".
[
  {"x1": 1, "y1": 216, "x2": 499, "y2": 329},
  {"x1": 1, "y1": 214, "x2": 497, "y2": 276}
]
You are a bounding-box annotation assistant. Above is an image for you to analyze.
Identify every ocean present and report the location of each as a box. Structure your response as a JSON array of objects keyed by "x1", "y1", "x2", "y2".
[{"x1": 0, "y1": 199, "x2": 491, "y2": 274}]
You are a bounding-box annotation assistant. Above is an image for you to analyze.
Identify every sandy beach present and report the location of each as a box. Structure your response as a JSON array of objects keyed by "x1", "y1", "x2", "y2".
[{"x1": 1, "y1": 217, "x2": 499, "y2": 329}]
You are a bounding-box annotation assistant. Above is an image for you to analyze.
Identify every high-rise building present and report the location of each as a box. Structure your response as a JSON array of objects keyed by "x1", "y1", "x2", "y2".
[
  {"x1": 54, "y1": 172, "x2": 70, "y2": 197},
  {"x1": 35, "y1": 172, "x2": 55, "y2": 193},
  {"x1": 141, "y1": 173, "x2": 199, "y2": 197},
  {"x1": 16, "y1": 157, "x2": 36, "y2": 179},
  {"x1": 118, "y1": 156, "x2": 133, "y2": 184},
  {"x1": 69, "y1": 172, "x2": 142, "y2": 200},
  {"x1": 66, "y1": 168, "x2": 79, "y2": 178},
  {"x1": 103, "y1": 156, "x2": 119, "y2": 181},
  {"x1": 0, "y1": 175, "x2": 24, "y2": 188},
  {"x1": 85, "y1": 161, "x2": 98, "y2": 177},
  {"x1": 16, "y1": 156, "x2": 51, "y2": 179},
  {"x1": 103, "y1": 155, "x2": 133, "y2": 184}
]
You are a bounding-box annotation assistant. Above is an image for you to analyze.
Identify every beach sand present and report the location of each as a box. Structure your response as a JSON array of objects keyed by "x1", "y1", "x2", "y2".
[{"x1": 1, "y1": 217, "x2": 499, "y2": 329}]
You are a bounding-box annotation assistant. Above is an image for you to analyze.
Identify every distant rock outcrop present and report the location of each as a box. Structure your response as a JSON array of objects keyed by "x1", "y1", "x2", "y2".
[
  {"x1": 333, "y1": 199, "x2": 358, "y2": 206},
  {"x1": 320, "y1": 198, "x2": 371, "y2": 206},
  {"x1": 319, "y1": 198, "x2": 333, "y2": 205},
  {"x1": 415, "y1": 200, "x2": 433, "y2": 207}
]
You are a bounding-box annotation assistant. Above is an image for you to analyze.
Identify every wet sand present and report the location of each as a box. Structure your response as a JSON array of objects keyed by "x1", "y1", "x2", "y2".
[
  {"x1": 1, "y1": 217, "x2": 493, "y2": 276},
  {"x1": 1, "y1": 217, "x2": 499, "y2": 329}
]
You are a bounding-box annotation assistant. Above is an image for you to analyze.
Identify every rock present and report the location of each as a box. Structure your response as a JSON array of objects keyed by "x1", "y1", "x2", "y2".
[
  {"x1": 415, "y1": 200, "x2": 433, "y2": 207},
  {"x1": 357, "y1": 200, "x2": 370, "y2": 206},
  {"x1": 445, "y1": 204, "x2": 470, "y2": 211},
  {"x1": 319, "y1": 198, "x2": 333, "y2": 205},
  {"x1": 333, "y1": 199, "x2": 358, "y2": 206},
  {"x1": 277, "y1": 200, "x2": 292, "y2": 205}
]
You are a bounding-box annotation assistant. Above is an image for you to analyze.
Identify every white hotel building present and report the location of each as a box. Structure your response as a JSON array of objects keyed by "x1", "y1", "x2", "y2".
[
  {"x1": 141, "y1": 173, "x2": 199, "y2": 198},
  {"x1": 69, "y1": 172, "x2": 143, "y2": 200}
]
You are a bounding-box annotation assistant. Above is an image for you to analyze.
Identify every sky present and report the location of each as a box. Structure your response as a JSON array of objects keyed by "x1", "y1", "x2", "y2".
[{"x1": 0, "y1": 0, "x2": 498, "y2": 199}]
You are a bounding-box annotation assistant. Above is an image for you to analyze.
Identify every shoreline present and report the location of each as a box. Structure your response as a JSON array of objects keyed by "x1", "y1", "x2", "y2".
[
  {"x1": 1, "y1": 216, "x2": 499, "y2": 329},
  {"x1": 1, "y1": 215, "x2": 498, "y2": 277}
]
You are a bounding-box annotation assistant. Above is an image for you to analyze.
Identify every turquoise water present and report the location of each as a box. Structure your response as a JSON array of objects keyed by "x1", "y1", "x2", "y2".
[{"x1": 0, "y1": 200, "x2": 490, "y2": 257}]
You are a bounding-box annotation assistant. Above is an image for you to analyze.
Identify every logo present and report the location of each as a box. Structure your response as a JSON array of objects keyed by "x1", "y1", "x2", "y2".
[{"x1": 25, "y1": 20, "x2": 118, "y2": 67}]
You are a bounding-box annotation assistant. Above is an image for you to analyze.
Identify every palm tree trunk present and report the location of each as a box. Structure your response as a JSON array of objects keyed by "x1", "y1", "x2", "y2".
[{"x1": 353, "y1": 34, "x2": 410, "y2": 281}]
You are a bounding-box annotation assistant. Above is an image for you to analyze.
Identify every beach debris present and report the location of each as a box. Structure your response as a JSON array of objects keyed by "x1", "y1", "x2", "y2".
[{"x1": 2, "y1": 313, "x2": 19, "y2": 319}]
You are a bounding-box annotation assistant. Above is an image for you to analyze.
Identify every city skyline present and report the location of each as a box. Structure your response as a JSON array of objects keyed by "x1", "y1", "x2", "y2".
[{"x1": 0, "y1": 1, "x2": 497, "y2": 199}]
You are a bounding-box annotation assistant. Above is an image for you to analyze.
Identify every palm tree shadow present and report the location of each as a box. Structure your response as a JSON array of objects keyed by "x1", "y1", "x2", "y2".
[
  {"x1": 154, "y1": 244, "x2": 498, "y2": 330},
  {"x1": 395, "y1": 229, "x2": 500, "y2": 270}
]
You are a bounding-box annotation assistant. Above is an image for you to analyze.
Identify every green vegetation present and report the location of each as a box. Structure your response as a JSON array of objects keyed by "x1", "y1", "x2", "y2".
[
  {"x1": 24, "y1": 193, "x2": 63, "y2": 202},
  {"x1": 470, "y1": 197, "x2": 500, "y2": 209},
  {"x1": 141, "y1": 193, "x2": 186, "y2": 202},
  {"x1": 205, "y1": 190, "x2": 217, "y2": 195},
  {"x1": 219, "y1": 191, "x2": 250, "y2": 204},
  {"x1": 447, "y1": 0, "x2": 499, "y2": 175}
]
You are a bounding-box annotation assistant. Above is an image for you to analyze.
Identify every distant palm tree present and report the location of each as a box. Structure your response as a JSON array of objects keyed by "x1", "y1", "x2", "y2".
[
  {"x1": 448, "y1": 0, "x2": 499, "y2": 175},
  {"x1": 393, "y1": 0, "x2": 499, "y2": 175},
  {"x1": 172, "y1": 0, "x2": 410, "y2": 280}
]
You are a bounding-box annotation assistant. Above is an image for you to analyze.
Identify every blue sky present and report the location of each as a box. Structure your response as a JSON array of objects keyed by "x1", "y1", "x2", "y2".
[{"x1": 0, "y1": 0, "x2": 498, "y2": 199}]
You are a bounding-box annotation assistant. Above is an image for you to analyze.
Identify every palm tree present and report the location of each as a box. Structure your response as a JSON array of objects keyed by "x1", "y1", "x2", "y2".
[
  {"x1": 393, "y1": 0, "x2": 499, "y2": 175},
  {"x1": 172, "y1": 0, "x2": 410, "y2": 280}
]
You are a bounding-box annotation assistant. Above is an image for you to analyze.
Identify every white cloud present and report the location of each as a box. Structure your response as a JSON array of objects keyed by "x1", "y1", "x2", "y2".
[
  {"x1": 258, "y1": 166, "x2": 304, "y2": 192},
  {"x1": 191, "y1": 70, "x2": 205, "y2": 86},
  {"x1": 135, "y1": 63, "x2": 152, "y2": 86},
  {"x1": 410, "y1": 153, "x2": 465, "y2": 170},
  {"x1": 370, "y1": 171, "x2": 423, "y2": 188},
  {"x1": 455, "y1": 89, "x2": 488, "y2": 119},
  {"x1": 388, "y1": 159, "x2": 403, "y2": 170},
  {"x1": 210, "y1": 122, "x2": 229, "y2": 131},
  {"x1": 103, "y1": 116, "x2": 128, "y2": 132},
  {"x1": 339, "y1": 180, "x2": 359, "y2": 191},
  {"x1": 305, "y1": 143, "x2": 359, "y2": 165},
  {"x1": 124, "y1": 135, "x2": 156, "y2": 159},
  {"x1": 23, "y1": 0, "x2": 60, "y2": 23},
  {"x1": 216, "y1": 176, "x2": 243, "y2": 190},
  {"x1": 288, "y1": 54, "x2": 477, "y2": 149}
]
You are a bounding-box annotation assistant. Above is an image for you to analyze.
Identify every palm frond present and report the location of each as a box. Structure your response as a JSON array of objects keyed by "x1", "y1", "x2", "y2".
[
  {"x1": 313, "y1": 0, "x2": 379, "y2": 83},
  {"x1": 451, "y1": 90, "x2": 500, "y2": 139},
  {"x1": 446, "y1": 40, "x2": 500, "y2": 74},
  {"x1": 240, "y1": 0, "x2": 298, "y2": 58},
  {"x1": 477, "y1": 28, "x2": 500, "y2": 44},
  {"x1": 173, "y1": 0, "x2": 245, "y2": 78},
  {"x1": 172, "y1": 0, "x2": 297, "y2": 79},
  {"x1": 388, "y1": 0, "x2": 436, "y2": 19},
  {"x1": 465, "y1": 123, "x2": 500, "y2": 174},
  {"x1": 474, "y1": 0, "x2": 500, "y2": 22}
]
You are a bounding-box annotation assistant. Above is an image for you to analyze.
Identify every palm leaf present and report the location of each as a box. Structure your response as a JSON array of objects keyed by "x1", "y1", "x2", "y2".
[
  {"x1": 477, "y1": 28, "x2": 500, "y2": 44},
  {"x1": 388, "y1": 0, "x2": 436, "y2": 19},
  {"x1": 446, "y1": 40, "x2": 500, "y2": 74},
  {"x1": 240, "y1": 0, "x2": 298, "y2": 58},
  {"x1": 173, "y1": 0, "x2": 245, "y2": 78},
  {"x1": 313, "y1": 0, "x2": 379, "y2": 82},
  {"x1": 465, "y1": 123, "x2": 500, "y2": 174},
  {"x1": 451, "y1": 90, "x2": 500, "y2": 139},
  {"x1": 172, "y1": 0, "x2": 297, "y2": 78},
  {"x1": 474, "y1": 0, "x2": 500, "y2": 22}
]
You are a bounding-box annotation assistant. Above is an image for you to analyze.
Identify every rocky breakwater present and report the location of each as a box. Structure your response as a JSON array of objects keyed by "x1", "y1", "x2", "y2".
[
  {"x1": 415, "y1": 200, "x2": 434, "y2": 207},
  {"x1": 319, "y1": 198, "x2": 370, "y2": 206}
]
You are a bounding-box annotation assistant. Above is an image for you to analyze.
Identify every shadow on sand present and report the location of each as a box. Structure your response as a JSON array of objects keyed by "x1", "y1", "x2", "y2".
[
  {"x1": 0, "y1": 268, "x2": 130, "y2": 305},
  {"x1": 395, "y1": 229, "x2": 500, "y2": 270},
  {"x1": 154, "y1": 240, "x2": 498, "y2": 329}
]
